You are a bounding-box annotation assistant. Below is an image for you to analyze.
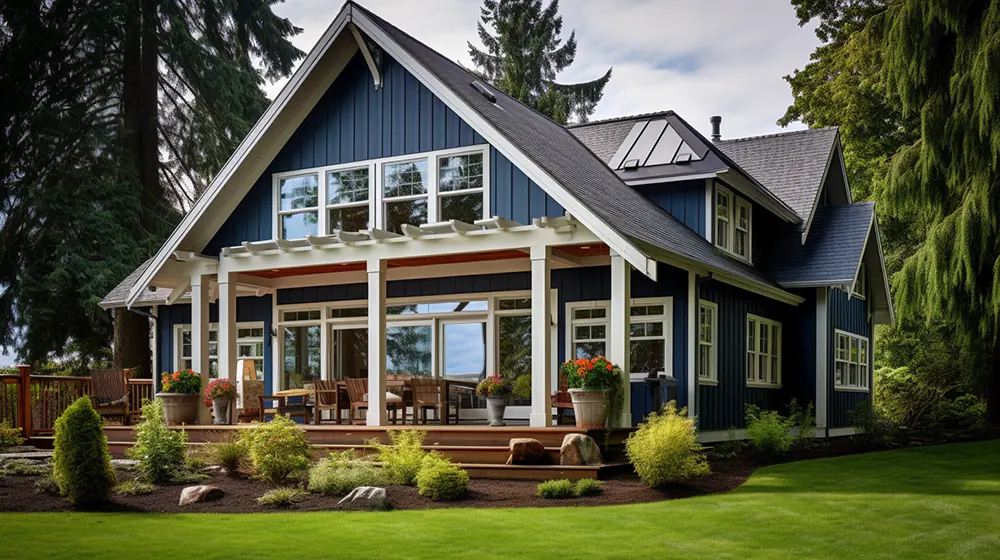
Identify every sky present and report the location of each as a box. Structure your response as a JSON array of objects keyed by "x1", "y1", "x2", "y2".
[{"x1": 267, "y1": 0, "x2": 821, "y2": 139}]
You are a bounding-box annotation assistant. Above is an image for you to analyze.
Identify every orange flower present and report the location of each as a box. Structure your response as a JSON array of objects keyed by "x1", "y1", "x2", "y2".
[{"x1": 606, "y1": 364, "x2": 613, "y2": 371}]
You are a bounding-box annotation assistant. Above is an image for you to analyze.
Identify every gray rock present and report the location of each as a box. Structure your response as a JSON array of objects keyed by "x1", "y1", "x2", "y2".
[
  {"x1": 560, "y1": 433, "x2": 603, "y2": 466},
  {"x1": 0, "y1": 451, "x2": 52, "y2": 461},
  {"x1": 507, "y1": 438, "x2": 545, "y2": 465},
  {"x1": 179, "y1": 485, "x2": 225, "y2": 506},
  {"x1": 202, "y1": 465, "x2": 227, "y2": 475},
  {"x1": 338, "y1": 486, "x2": 388, "y2": 511}
]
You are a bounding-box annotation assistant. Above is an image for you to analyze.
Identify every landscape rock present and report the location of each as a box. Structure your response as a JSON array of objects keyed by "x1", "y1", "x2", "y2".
[
  {"x1": 179, "y1": 485, "x2": 225, "y2": 506},
  {"x1": 560, "y1": 433, "x2": 603, "y2": 466},
  {"x1": 338, "y1": 486, "x2": 388, "y2": 511},
  {"x1": 202, "y1": 465, "x2": 227, "y2": 475},
  {"x1": 507, "y1": 438, "x2": 545, "y2": 465}
]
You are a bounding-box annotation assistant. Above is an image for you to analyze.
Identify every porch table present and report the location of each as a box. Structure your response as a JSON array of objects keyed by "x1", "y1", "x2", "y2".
[
  {"x1": 272, "y1": 388, "x2": 313, "y2": 422},
  {"x1": 328, "y1": 378, "x2": 478, "y2": 425}
]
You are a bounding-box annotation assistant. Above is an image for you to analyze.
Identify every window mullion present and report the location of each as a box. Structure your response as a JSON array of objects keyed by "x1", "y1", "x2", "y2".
[{"x1": 428, "y1": 155, "x2": 439, "y2": 223}]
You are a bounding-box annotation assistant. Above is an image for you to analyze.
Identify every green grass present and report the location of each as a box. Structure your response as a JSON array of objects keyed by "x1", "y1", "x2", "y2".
[{"x1": 2, "y1": 440, "x2": 1000, "y2": 559}]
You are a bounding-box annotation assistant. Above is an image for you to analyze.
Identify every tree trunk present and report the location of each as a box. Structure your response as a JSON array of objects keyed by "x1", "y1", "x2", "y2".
[
  {"x1": 988, "y1": 338, "x2": 1000, "y2": 427},
  {"x1": 112, "y1": 309, "x2": 152, "y2": 377},
  {"x1": 140, "y1": 0, "x2": 161, "y2": 219}
]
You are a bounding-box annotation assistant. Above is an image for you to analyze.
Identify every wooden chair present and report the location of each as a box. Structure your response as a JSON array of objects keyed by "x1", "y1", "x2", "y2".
[
  {"x1": 313, "y1": 379, "x2": 345, "y2": 424},
  {"x1": 344, "y1": 378, "x2": 399, "y2": 425},
  {"x1": 90, "y1": 369, "x2": 130, "y2": 425},
  {"x1": 238, "y1": 380, "x2": 264, "y2": 423},
  {"x1": 551, "y1": 374, "x2": 574, "y2": 425},
  {"x1": 410, "y1": 378, "x2": 462, "y2": 424}
]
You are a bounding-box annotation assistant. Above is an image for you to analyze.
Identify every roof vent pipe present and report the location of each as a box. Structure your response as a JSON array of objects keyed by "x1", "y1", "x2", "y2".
[{"x1": 710, "y1": 115, "x2": 722, "y2": 142}]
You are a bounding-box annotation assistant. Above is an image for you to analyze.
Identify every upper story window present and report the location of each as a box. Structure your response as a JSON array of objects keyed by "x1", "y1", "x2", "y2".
[
  {"x1": 274, "y1": 146, "x2": 490, "y2": 240},
  {"x1": 853, "y1": 262, "x2": 867, "y2": 299},
  {"x1": 715, "y1": 185, "x2": 751, "y2": 262},
  {"x1": 698, "y1": 300, "x2": 718, "y2": 384}
]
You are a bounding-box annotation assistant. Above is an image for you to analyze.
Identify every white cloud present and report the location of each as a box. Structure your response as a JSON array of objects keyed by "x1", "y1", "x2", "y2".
[{"x1": 269, "y1": 0, "x2": 819, "y2": 139}]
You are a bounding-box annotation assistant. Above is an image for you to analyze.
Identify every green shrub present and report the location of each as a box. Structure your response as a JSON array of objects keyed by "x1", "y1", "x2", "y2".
[
  {"x1": 0, "y1": 419, "x2": 25, "y2": 450},
  {"x1": 240, "y1": 415, "x2": 311, "y2": 484},
  {"x1": 0, "y1": 458, "x2": 50, "y2": 476},
  {"x1": 625, "y1": 402, "x2": 710, "y2": 486},
  {"x1": 710, "y1": 428, "x2": 744, "y2": 459},
  {"x1": 574, "y1": 478, "x2": 603, "y2": 496},
  {"x1": 745, "y1": 405, "x2": 795, "y2": 456},
  {"x1": 370, "y1": 429, "x2": 428, "y2": 486},
  {"x1": 308, "y1": 452, "x2": 385, "y2": 496},
  {"x1": 415, "y1": 455, "x2": 469, "y2": 501},
  {"x1": 168, "y1": 469, "x2": 210, "y2": 484},
  {"x1": 115, "y1": 480, "x2": 156, "y2": 496},
  {"x1": 257, "y1": 487, "x2": 307, "y2": 508},
  {"x1": 52, "y1": 397, "x2": 115, "y2": 507},
  {"x1": 208, "y1": 439, "x2": 248, "y2": 474},
  {"x1": 789, "y1": 399, "x2": 817, "y2": 447},
  {"x1": 930, "y1": 394, "x2": 987, "y2": 431},
  {"x1": 34, "y1": 474, "x2": 60, "y2": 495},
  {"x1": 126, "y1": 399, "x2": 187, "y2": 483},
  {"x1": 850, "y1": 401, "x2": 897, "y2": 448},
  {"x1": 874, "y1": 366, "x2": 945, "y2": 428},
  {"x1": 185, "y1": 455, "x2": 208, "y2": 472},
  {"x1": 536, "y1": 479, "x2": 575, "y2": 499}
]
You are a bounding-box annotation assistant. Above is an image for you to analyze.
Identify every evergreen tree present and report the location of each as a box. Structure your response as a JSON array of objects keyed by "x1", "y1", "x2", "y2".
[{"x1": 468, "y1": 0, "x2": 612, "y2": 124}]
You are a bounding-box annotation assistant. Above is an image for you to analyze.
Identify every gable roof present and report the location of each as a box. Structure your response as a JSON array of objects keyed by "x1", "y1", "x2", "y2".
[
  {"x1": 716, "y1": 127, "x2": 840, "y2": 222},
  {"x1": 100, "y1": 258, "x2": 172, "y2": 309}
]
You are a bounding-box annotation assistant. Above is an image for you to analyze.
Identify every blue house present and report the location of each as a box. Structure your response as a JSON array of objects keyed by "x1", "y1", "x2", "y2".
[{"x1": 102, "y1": 1, "x2": 892, "y2": 440}]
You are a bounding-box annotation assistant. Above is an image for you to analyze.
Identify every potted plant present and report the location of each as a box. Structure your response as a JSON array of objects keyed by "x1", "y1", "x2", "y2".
[
  {"x1": 204, "y1": 378, "x2": 238, "y2": 425},
  {"x1": 476, "y1": 375, "x2": 511, "y2": 426},
  {"x1": 563, "y1": 356, "x2": 624, "y2": 429},
  {"x1": 156, "y1": 369, "x2": 202, "y2": 425}
]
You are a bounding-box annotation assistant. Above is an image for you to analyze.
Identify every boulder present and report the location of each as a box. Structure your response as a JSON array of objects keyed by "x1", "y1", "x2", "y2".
[
  {"x1": 338, "y1": 486, "x2": 389, "y2": 511},
  {"x1": 560, "y1": 433, "x2": 603, "y2": 466},
  {"x1": 179, "y1": 485, "x2": 225, "y2": 506},
  {"x1": 202, "y1": 465, "x2": 227, "y2": 476},
  {"x1": 507, "y1": 438, "x2": 545, "y2": 465}
]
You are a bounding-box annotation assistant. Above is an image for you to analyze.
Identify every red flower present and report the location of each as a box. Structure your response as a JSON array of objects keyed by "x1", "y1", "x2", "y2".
[{"x1": 606, "y1": 364, "x2": 613, "y2": 371}]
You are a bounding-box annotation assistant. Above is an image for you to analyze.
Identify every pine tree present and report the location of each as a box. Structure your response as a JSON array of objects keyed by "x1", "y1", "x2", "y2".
[{"x1": 468, "y1": 0, "x2": 612, "y2": 124}]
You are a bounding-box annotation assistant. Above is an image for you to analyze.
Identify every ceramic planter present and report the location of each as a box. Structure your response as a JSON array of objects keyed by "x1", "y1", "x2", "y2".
[
  {"x1": 212, "y1": 398, "x2": 233, "y2": 425},
  {"x1": 569, "y1": 388, "x2": 609, "y2": 429},
  {"x1": 156, "y1": 392, "x2": 200, "y2": 425},
  {"x1": 485, "y1": 396, "x2": 508, "y2": 427}
]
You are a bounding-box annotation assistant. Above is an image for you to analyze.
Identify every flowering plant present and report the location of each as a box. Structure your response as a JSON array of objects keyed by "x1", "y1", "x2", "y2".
[
  {"x1": 476, "y1": 375, "x2": 511, "y2": 397},
  {"x1": 561, "y1": 356, "x2": 625, "y2": 423},
  {"x1": 160, "y1": 369, "x2": 201, "y2": 394},
  {"x1": 203, "y1": 378, "x2": 239, "y2": 407}
]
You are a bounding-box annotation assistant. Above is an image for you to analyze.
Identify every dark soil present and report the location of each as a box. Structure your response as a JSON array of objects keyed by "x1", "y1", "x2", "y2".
[{"x1": 0, "y1": 438, "x2": 879, "y2": 513}]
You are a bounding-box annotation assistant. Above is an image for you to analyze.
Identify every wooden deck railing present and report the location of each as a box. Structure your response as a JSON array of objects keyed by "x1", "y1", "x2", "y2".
[
  {"x1": 29, "y1": 375, "x2": 91, "y2": 434},
  {"x1": 1, "y1": 373, "x2": 21, "y2": 430},
  {"x1": 127, "y1": 378, "x2": 154, "y2": 414}
]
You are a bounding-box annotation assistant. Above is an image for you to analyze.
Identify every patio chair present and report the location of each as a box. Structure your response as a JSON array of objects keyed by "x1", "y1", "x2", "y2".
[
  {"x1": 411, "y1": 378, "x2": 459, "y2": 424},
  {"x1": 344, "y1": 378, "x2": 399, "y2": 425},
  {"x1": 313, "y1": 379, "x2": 347, "y2": 424},
  {"x1": 90, "y1": 369, "x2": 130, "y2": 425}
]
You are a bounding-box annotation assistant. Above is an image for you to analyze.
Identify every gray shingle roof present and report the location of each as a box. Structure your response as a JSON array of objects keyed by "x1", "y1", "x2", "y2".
[
  {"x1": 100, "y1": 258, "x2": 172, "y2": 309},
  {"x1": 355, "y1": 3, "x2": 784, "y2": 292},
  {"x1": 770, "y1": 202, "x2": 873, "y2": 286},
  {"x1": 716, "y1": 127, "x2": 839, "y2": 222}
]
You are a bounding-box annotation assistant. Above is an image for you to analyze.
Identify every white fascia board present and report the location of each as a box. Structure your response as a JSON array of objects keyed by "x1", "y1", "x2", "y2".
[
  {"x1": 717, "y1": 170, "x2": 801, "y2": 224},
  {"x1": 623, "y1": 171, "x2": 721, "y2": 187},
  {"x1": 350, "y1": 10, "x2": 658, "y2": 282},
  {"x1": 126, "y1": 9, "x2": 355, "y2": 308},
  {"x1": 801, "y1": 137, "x2": 847, "y2": 244}
]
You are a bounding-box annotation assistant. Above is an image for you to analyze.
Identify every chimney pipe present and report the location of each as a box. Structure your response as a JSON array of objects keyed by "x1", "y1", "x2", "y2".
[{"x1": 710, "y1": 115, "x2": 722, "y2": 142}]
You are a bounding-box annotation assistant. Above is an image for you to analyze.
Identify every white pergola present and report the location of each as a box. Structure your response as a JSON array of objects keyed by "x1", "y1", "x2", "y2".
[{"x1": 180, "y1": 216, "x2": 638, "y2": 428}]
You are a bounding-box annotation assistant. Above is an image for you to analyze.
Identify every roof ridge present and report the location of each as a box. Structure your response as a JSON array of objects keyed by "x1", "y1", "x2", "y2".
[
  {"x1": 565, "y1": 111, "x2": 675, "y2": 129},
  {"x1": 718, "y1": 126, "x2": 839, "y2": 144}
]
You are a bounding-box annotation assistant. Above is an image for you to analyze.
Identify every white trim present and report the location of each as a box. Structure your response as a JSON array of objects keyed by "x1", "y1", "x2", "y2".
[
  {"x1": 815, "y1": 288, "x2": 828, "y2": 429},
  {"x1": 696, "y1": 298, "x2": 718, "y2": 385},
  {"x1": 623, "y1": 171, "x2": 721, "y2": 187},
  {"x1": 745, "y1": 313, "x2": 782, "y2": 389},
  {"x1": 610, "y1": 252, "x2": 632, "y2": 426},
  {"x1": 348, "y1": 23, "x2": 382, "y2": 89},
  {"x1": 687, "y1": 272, "x2": 697, "y2": 418},
  {"x1": 714, "y1": 184, "x2": 752, "y2": 263},
  {"x1": 704, "y1": 179, "x2": 713, "y2": 243},
  {"x1": 827, "y1": 426, "x2": 856, "y2": 438},
  {"x1": 529, "y1": 246, "x2": 553, "y2": 427},
  {"x1": 565, "y1": 297, "x2": 674, "y2": 380},
  {"x1": 833, "y1": 329, "x2": 870, "y2": 392}
]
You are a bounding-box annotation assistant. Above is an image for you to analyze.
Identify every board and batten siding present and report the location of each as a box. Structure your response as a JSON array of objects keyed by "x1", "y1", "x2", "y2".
[
  {"x1": 827, "y1": 287, "x2": 871, "y2": 428},
  {"x1": 204, "y1": 51, "x2": 563, "y2": 255},
  {"x1": 639, "y1": 180, "x2": 706, "y2": 237}
]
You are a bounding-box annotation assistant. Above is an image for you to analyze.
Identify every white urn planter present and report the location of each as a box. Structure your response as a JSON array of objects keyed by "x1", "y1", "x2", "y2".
[
  {"x1": 212, "y1": 398, "x2": 233, "y2": 425},
  {"x1": 485, "y1": 396, "x2": 508, "y2": 426},
  {"x1": 568, "y1": 388, "x2": 609, "y2": 429}
]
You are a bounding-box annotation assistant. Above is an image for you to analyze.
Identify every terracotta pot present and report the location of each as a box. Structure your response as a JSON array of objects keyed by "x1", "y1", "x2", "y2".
[
  {"x1": 156, "y1": 392, "x2": 200, "y2": 425},
  {"x1": 485, "y1": 396, "x2": 508, "y2": 427},
  {"x1": 569, "y1": 388, "x2": 609, "y2": 429}
]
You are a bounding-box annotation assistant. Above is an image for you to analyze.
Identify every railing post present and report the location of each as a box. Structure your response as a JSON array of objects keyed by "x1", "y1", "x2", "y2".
[{"x1": 17, "y1": 364, "x2": 31, "y2": 439}]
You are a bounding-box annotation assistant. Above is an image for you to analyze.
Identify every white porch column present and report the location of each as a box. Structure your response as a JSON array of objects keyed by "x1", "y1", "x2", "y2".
[
  {"x1": 190, "y1": 274, "x2": 212, "y2": 425},
  {"x1": 218, "y1": 271, "x2": 237, "y2": 423},
  {"x1": 815, "y1": 287, "x2": 828, "y2": 433},
  {"x1": 366, "y1": 257, "x2": 388, "y2": 426},
  {"x1": 610, "y1": 251, "x2": 632, "y2": 427},
  {"x1": 529, "y1": 246, "x2": 553, "y2": 427},
  {"x1": 687, "y1": 271, "x2": 697, "y2": 419}
]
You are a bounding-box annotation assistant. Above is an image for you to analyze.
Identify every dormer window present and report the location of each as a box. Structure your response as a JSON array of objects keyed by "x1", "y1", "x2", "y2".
[{"x1": 715, "y1": 185, "x2": 751, "y2": 262}]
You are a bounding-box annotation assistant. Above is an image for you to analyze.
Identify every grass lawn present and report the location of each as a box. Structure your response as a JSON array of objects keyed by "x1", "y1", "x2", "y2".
[{"x1": 2, "y1": 440, "x2": 999, "y2": 560}]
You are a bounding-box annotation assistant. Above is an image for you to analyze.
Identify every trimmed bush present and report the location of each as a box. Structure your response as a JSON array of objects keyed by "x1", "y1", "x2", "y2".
[
  {"x1": 574, "y1": 478, "x2": 603, "y2": 496},
  {"x1": 127, "y1": 399, "x2": 187, "y2": 483},
  {"x1": 209, "y1": 439, "x2": 248, "y2": 474},
  {"x1": 115, "y1": 480, "x2": 157, "y2": 496},
  {"x1": 536, "y1": 479, "x2": 575, "y2": 499},
  {"x1": 626, "y1": 401, "x2": 710, "y2": 486},
  {"x1": 0, "y1": 419, "x2": 25, "y2": 450},
  {"x1": 370, "y1": 429, "x2": 428, "y2": 486},
  {"x1": 415, "y1": 455, "x2": 469, "y2": 501},
  {"x1": 308, "y1": 452, "x2": 385, "y2": 496},
  {"x1": 241, "y1": 415, "x2": 311, "y2": 484},
  {"x1": 257, "y1": 487, "x2": 307, "y2": 508},
  {"x1": 52, "y1": 397, "x2": 115, "y2": 507},
  {"x1": 745, "y1": 406, "x2": 795, "y2": 456}
]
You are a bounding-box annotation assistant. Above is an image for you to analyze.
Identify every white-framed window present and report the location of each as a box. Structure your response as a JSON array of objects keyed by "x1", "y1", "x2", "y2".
[
  {"x1": 273, "y1": 145, "x2": 490, "y2": 239},
  {"x1": 853, "y1": 262, "x2": 867, "y2": 299},
  {"x1": 835, "y1": 330, "x2": 869, "y2": 391},
  {"x1": 746, "y1": 314, "x2": 781, "y2": 388},
  {"x1": 698, "y1": 300, "x2": 718, "y2": 384},
  {"x1": 715, "y1": 184, "x2": 752, "y2": 262},
  {"x1": 175, "y1": 323, "x2": 264, "y2": 379},
  {"x1": 566, "y1": 298, "x2": 672, "y2": 377}
]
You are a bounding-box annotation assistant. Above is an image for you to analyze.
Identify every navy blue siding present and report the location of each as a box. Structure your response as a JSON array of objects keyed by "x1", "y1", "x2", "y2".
[
  {"x1": 827, "y1": 287, "x2": 871, "y2": 427},
  {"x1": 204, "y1": 52, "x2": 560, "y2": 255},
  {"x1": 641, "y1": 180, "x2": 706, "y2": 236}
]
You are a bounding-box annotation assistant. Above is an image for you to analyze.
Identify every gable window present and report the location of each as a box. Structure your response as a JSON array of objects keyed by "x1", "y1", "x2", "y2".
[
  {"x1": 278, "y1": 174, "x2": 319, "y2": 239},
  {"x1": 438, "y1": 152, "x2": 485, "y2": 224},
  {"x1": 715, "y1": 184, "x2": 752, "y2": 262},
  {"x1": 383, "y1": 159, "x2": 429, "y2": 234},
  {"x1": 327, "y1": 166, "x2": 370, "y2": 233},
  {"x1": 567, "y1": 299, "x2": 672, "y2": 376},
  {"x1": 698, "y1": 301, "x2": 718, "y2": 384},
  {"x1": 853, "y1": 262, "x2": 867, "y2": 299},
  {"x1": 746, "y1": 314, "x2": 781, "y2": 388},
  {"x1": 835, "y1": 330, "x2": 869, "y2": 391}
]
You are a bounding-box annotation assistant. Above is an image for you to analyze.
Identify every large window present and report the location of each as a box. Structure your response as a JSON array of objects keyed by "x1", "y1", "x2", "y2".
[
  {"x1": 440, "y1": 321, "x2": 486, "y2": 382},
  {"x1": 746, "y1": 314, "x2": 781, "y2": 388},
  {"x1": 385, "y1": 324, "x2": 433, "y2": 376},
  {"x1": 835, "y1": 330, "x2": 869, "y2": 391},
  {"x1": 327, "y1": 167, "x2": 370, "y2": 233},
  {"x1": 438, "y1": 152, "x2": 485, "y2": 224},
  {"x1": 383, "y1": 160, "x2": 429, "y2": 234},
  {"x1": 715, "y1": 184, "x2": 751, "y2": 262},
  {"x1": 567, "y1": 299, "x2": 672, "y2": 376},
  {"x1": 496, "y1": 298, "x2": 532, "y2": 403},
  {"x1": 698, "y1": 301, "x2": 718, "y2": 384},
  {"x1": 278, "y1": 174, "x2": 319, "y2": 239},
  {"x1": 282, "y1": 324, "x2": 321, "y2": 389}
]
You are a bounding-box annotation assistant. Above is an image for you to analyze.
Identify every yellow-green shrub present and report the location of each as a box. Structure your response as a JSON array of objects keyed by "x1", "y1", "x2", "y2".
[
  {"x1": 370, "y1": 429, "x2": 427, "y2": 486},
  {"x1": 415, "y1": 455, "x2": 469, "y2": 500},
  {"x1": 574, "y1": 478, "x2": 603, "y2": 496},
  {"x1": 308, "y1": 451, "x2": 385, "y2": 496},
  {"x1": 745, "y1": 405, "x2": 794, "y2": 456},
  {"x1": 625, "y1": 401, "x2": 709, "y2": 487},
  {"x1": 536, "y1": 479, "x2": 575, "y2": 499},
  {"x1": 240, "y1": 415, "x2": 311, "y2": 484},
  {"x1": 0, "y1": 419, "x2": 25, "y2": 450}
]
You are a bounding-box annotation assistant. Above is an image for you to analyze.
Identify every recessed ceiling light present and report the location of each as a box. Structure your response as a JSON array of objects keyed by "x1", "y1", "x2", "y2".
[
  {"x1": 271, "y1": 269, "x2": 279, "y2": 272},
  {"x1": 580, "y1": 246, "x2": 591, "y2": 250}
]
